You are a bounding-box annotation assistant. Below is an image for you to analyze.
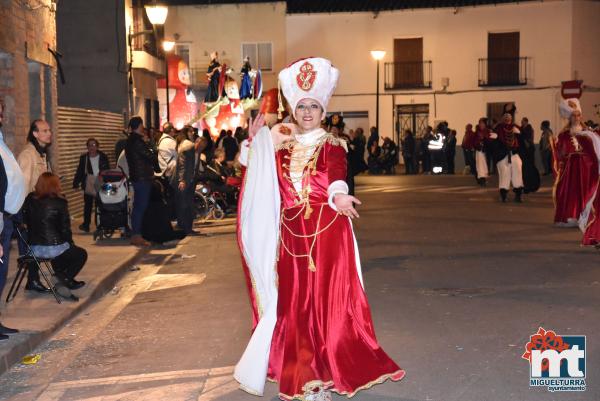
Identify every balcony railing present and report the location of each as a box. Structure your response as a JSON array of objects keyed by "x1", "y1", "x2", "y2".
[
  {"x1": 384, "y1": 61, "x2": 432, "y2": 90},
  {"x1": 478, "y1": 57, "x2": 528, "y2": 87}
]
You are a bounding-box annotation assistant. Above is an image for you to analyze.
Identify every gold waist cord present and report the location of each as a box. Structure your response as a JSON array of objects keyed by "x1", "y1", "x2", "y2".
[{"x1": 280, "y1": 203, "x2": 340, "y2": 272}]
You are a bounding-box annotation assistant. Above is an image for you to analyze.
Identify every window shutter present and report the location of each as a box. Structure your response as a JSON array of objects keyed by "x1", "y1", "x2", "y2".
[
  {"x1": 242, "y1": 43, "x2": 258, "y2": 68},
  {"x1": 257, "y1": 43, "x2": 272, "y2": 71}
]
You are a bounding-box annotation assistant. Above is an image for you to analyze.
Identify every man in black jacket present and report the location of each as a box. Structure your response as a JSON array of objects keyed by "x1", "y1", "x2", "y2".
[
  {"x1": 124, "y1": 117, "x2": 159, "y2": 247},
  {"x1": 72, "y1": 138, "x2": 110, "y2": 232}
]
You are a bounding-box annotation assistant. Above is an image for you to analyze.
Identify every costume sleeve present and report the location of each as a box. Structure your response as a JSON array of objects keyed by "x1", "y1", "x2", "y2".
[
  {"x1": 326, "y1": 144, "x2": 349, "y2": 210},
  {"x1": 327, "y1": 143, "x2": 347, "y2": 183}
]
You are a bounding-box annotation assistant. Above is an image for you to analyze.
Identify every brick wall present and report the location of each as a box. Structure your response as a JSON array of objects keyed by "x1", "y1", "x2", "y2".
[{"x1": 0, "y1": 0, "x2": 57, "y2": 162}]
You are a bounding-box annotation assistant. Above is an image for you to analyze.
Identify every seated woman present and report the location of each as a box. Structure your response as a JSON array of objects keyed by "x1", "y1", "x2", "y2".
[{"x1": 23, "y1": 173, "x2": 87, "y2": 290}]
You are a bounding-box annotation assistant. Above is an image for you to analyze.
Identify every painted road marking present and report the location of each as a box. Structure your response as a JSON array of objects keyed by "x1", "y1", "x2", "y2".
[{"x1": 35, "y1": 366, "x2": 238, "y2": 401}]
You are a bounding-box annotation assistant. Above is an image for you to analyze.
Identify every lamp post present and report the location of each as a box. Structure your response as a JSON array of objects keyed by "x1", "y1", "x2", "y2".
[
  {"x1": 370, "y1": 50, "x2": 386, "y2": 136},
  {"x1": 162, "y1": 40, "x2": 175, "y2": 123},
  {"x1": 127, "y1": 3, "x2": 169, "y2": 118}
]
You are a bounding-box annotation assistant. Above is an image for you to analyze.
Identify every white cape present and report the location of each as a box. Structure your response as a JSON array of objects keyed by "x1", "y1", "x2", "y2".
[
  {"x1": 234, "y1": 127, "x2": 280, "y2": 396},
  {"x1": 578, "y1": 130, "x2": 600, "y2": 232}
]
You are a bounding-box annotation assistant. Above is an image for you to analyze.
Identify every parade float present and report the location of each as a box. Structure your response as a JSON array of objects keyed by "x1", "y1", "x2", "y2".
[
  {"x1": 159, "y1": 51, "x2": 265, "y2": 138},
  {"x1": 157, "y1": 55, "x2": 199, "y2": 130}
]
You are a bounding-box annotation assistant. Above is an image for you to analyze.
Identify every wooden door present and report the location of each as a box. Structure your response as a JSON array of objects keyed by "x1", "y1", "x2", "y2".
[
  {"x1": 487, "y1": 32, "x2": 519, "y2": 85},
  {"x1": 394, "y1": 38, "x2": 423, "y2": 88}
]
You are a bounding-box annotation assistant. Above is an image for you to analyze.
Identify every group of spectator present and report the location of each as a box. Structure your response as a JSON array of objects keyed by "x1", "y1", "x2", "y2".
[
  {"x1": 0, "y1": 101, "x2": 250, "y2": 336},
  {"x1": 367, "y1": 128, "x2": 400, "y2": 175},
  {"x1": 113, "y1": 118, "x2": 245, "y2": 246},
  {"x1": 1, "y1": 103, "x2": 88, "y2": 336},
  {"x1": 400, "y1": 123, "x2": 457, "y2": 175}
]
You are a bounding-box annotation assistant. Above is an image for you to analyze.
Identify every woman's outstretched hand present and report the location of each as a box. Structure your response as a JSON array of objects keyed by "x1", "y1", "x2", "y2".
[
  {"x1": 334, "y1": 194, "x2": 362, "y2": 219},
  {"x1": 248, "y1": 114, "x2": 266, "y2": 142}
]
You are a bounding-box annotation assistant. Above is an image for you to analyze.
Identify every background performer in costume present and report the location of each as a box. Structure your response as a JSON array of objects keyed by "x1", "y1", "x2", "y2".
[
  {"x1": 473, "y1": 118, "x2": 491, "y2": 187},
  {"x1": 553, "y1": 98, "x2": 599, "y2": 228},
  {"x1": 204, "y1": 52, "x2": 221, "y2": 103},
  {"x1": 234, "y1": 57, "x2": 404, "y2": 401},
  {"x1": 240, "y1": 56, "x2": 253, "y2": 100},
  {"x1": 492, "y1": 113, "x2": 523, "y2": 203}
]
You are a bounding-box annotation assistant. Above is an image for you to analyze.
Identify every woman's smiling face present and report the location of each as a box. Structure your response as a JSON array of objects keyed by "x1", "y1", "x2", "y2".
[{"x1": 295, "y1": 98, "x2": 323, "y2": 132}]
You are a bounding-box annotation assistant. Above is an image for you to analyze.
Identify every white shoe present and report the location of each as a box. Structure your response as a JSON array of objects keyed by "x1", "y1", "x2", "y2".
[{"x1": 303, "y1": 386, "x2": 331, "y2": 401}]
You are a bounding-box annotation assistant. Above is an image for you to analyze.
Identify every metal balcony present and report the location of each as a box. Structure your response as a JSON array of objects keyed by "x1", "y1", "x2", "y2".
[
  {"x1": 478, "y1": 57, "x2": 528, "y2": 87},
  {"x1": 384, "y1": 61, "x2": 432, "y2": 90}
]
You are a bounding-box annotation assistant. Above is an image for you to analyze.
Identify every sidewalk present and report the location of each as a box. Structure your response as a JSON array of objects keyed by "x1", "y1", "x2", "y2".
[{"x1": 0, "y1": 219, "x2": 145, "y2": 376}]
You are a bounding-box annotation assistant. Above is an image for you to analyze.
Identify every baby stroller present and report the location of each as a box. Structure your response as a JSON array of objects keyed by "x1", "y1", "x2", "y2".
[{"x1": 93, "y1": 169, "x2": 130, "y2": 240}]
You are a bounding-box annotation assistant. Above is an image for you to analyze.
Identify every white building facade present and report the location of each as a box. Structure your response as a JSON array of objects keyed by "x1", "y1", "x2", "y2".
[{"x1": 165, "y1": 0, "x2": 600, "y2": 143}]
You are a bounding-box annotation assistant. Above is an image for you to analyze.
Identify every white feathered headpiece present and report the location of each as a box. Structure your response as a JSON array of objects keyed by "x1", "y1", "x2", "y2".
[{"x1": 559, "y1": 98, "x2": 582, "y2": 119}]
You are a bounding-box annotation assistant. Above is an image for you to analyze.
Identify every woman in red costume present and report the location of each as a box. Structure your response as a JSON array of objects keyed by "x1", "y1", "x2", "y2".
[
  {"x1": 553, "y1": 98, "x2": 599, "y2": 229},
  {"x1": 234, "y1": 58, "x2": 404, "y2": 401}
]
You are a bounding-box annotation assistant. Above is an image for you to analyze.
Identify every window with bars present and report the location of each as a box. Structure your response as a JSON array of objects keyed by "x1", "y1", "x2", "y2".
[{"x1": 241, "y1": 42, "x2": 273, "y2": 71}]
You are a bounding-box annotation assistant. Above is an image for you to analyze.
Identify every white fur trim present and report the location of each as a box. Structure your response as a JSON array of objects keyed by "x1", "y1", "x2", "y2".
[{"x1": 327, "y1": 180, "x2": 349, "y2": 211}]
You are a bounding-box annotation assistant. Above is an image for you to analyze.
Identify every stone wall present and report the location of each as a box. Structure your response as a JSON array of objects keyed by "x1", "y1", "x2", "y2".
[{"x1": 0, "y1": 0, "x2": 57, "y2": 162}]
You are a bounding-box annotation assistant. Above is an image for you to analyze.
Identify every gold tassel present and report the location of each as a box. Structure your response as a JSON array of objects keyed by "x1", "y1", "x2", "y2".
[
  {"x1": 308, "y1": 256, "x2": 316, "y2": 272},
  {"x1": 304, "y1": 201, "x2": 313, "y2": 219},
  {"x1": 277, "y1": 79, "x2": 285, "y2": 119}
]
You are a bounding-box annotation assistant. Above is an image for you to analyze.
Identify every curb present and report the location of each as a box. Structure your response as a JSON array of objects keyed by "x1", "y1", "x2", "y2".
[{"x1": 0, "y1": 247, "x2": 148, "y2": 376}]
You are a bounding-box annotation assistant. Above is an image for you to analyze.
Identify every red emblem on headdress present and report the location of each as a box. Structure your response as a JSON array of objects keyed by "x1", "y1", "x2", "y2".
[{"x1": 296, "y1": 61, "x2": 317, "y2": 92}]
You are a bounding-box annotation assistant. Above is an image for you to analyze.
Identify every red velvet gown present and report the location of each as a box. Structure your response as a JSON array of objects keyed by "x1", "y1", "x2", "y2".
[
  {"x1": 553, "y1": 130, "x2": 599, "y2": 225},
  {"x1": 582, "y1": 193, "x2": 600, "y2": 245},
  {"x1": 581, "y1": 130, "x2": 600, "y2": 245},
  {"x1": 264, "y1": 134, "x2": 404, "y2": 400}
]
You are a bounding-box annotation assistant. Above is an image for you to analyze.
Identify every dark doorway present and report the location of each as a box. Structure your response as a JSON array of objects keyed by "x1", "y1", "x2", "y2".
[
  {"x1": 394, "y1": 38, "x2": 423, "y2": 88},
  {"x1": 487, "y1": 32, "x2": 519, "y2": 85},
  {"x1": 395, "y1": 104, "x2": 429, "y2": 145}
]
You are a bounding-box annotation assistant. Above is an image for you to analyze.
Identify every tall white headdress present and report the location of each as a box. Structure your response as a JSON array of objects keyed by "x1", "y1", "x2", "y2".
[
  {"x1": 277, "y1": 57, "x2": 339, "y2": 118},
  {"x1": 559, "y1": 98, "x2": 582, "y2": 119}
]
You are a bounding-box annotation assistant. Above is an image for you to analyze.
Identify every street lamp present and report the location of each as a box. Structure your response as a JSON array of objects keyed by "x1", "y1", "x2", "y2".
[
  {"x1": 145, "y1": 4, "x2": 169, "y2": 25},
  {"x1": 370, "y1": 50, "x2": 386, "y2": 136},
  {"x1": 127, "y1": 4, "x2": 169, "y2": 118},
  {"x1": 162, "y1": 40, "x2": 175, "y2": 122}
]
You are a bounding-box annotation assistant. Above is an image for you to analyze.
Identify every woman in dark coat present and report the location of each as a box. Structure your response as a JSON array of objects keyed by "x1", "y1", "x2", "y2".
[
  {"x1": 24, "y1": 173, "x2": 88, "y2": 295},
  {"x1": 72, "y1": 138, "x2": 109, "y2": 232}
]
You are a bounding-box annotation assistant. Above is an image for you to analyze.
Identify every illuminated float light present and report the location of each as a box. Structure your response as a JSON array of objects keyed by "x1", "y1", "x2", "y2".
[{"x1": 432, "y1": 166, "x2": 443, "y2": 174}]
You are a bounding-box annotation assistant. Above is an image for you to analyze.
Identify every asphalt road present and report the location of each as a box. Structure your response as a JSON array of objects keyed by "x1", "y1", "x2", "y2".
[{"x1": 0, "y1": 174, "x2": 598, "y2": 401}]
